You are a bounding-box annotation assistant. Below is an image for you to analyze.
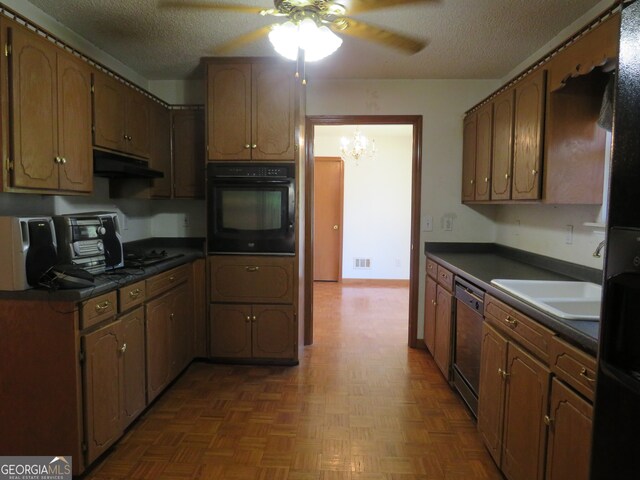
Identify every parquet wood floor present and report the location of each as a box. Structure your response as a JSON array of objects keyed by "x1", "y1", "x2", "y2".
[{"x1": 85, "y1": 281, "x2": 502, "y2": 479}]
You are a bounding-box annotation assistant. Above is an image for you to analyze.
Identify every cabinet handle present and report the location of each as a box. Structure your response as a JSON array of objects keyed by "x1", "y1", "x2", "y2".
[
  {"x1": 129, "y1": 288, "x2": 141, "y2": 299},
  {"x1": 252, "y1": 315, "x2": 257, "y2": 323},
  {"x1": 170, "y1": 313, "x2": 175, "y2": 320},
  {"x1": 95, "y1": 300, "x2": 111, "y2": 313},
  {"x1": 246, "y1": 315, "x2": 251, "y2": 323},
  {"x1": 54, "y1": 156, "x2": 61, "y2": 164},
  {"x1": 470, "y1": 179, "x2": 475, "y2": 184},
  {"x1": 505, "y1": 315, "x2": 517, "y2": 327},
  {"x1": 251, "y1": 144, "x2": 257, "y2": 149},
  {"x1": 579, "y1": 367, "x2": 595, "y2": 383},
  {"x1": 484, "y1": 177, "x2": 489, "y2": 183},
  {"x1": 244, "y1": 144, "x2": 251, "y2": 149},
  {"x1": 120, "y1": 343, "x2": 127, "y2": 353},
  {"x1": 169, "y1": 276, "x2": 176, "y2": 282},
  {"x1": 498, "y1": 368, "x2": 510, "y2": 380},
  {"x1": 531, "y1": 169, "x2": 538, "y2": 175},
  {"x1": 245, "y1": 266, "x2": 260, "y2": 272},
  {"x1": 544, "y1": 415, "x2": 553, "y2": 427},
  {"x1": 61, "y1": 157, "x2": 67, "y2": 164},
  {"x1": 504, "y1": 172, "x2": 510, "y2": 179},
  {"x1": 432, "y1": 300, "x2": 437, "y2": 306}
]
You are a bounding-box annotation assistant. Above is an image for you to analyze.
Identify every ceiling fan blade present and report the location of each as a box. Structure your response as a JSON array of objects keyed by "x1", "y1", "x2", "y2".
[
  {"x1": 213, "y1": 25, "x2": 272, "y2": 54},
  {"x1": 158, "y1": 1, "x2": 265, "y2": 14},
  {"x1": 347, "y1": 0, "x2": 439, "y2": 15},
  {"x1": 338, "y1": 18, "x2": 426, "y2": 54}
]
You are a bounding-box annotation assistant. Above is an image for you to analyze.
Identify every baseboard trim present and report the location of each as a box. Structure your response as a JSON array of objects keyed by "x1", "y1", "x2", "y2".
[{"x1": 339, "y1": 279, "x2": 410, "y2": 288}]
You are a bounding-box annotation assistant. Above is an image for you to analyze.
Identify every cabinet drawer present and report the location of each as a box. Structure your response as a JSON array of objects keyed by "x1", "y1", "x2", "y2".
[
  {"x1": 81, "y1": 291, "x2": 118, "y2": 330},
  {"x1": 436, "y1": 265, "x2": 454, "y2": 291},
  {"x1": 118, "y1": 280, "x2": 146, "y2": 313},
  {"x1": 485, "y1": 294, "x2": 555, "y2": 363},
  {"x1": 210, "y1": 256, "x2": 294, "y2": 304},
  {"x1": 550, "y1": 336, "x2": 597, "y2": 401},
  {"x1": 426, "y1": 258, "x2": 438, "y2": 279},
  {"x1": 146, "y1": 264, "x2": 190, "y2": 299}
]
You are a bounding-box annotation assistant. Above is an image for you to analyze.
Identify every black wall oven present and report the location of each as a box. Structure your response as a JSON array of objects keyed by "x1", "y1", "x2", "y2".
[{"x1": 207, "y1": 163, "x2": 295, "y2": 255}]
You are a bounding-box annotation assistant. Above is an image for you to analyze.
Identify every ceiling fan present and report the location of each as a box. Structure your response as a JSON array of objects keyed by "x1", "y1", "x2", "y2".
[{"x1": 159, "y1": 0, "x2": 435, "y2": 61}]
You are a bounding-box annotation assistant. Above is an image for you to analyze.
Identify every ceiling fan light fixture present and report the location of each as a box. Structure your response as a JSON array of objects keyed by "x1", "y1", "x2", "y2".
[{"x1": 268, "y1": 16, "x2": 342, "y2": 63}]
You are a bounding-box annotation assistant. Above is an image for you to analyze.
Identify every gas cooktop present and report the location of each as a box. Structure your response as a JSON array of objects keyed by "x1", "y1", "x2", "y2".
[{"x1": 123, "y1": 249, "x2": 184, "y2": 268}]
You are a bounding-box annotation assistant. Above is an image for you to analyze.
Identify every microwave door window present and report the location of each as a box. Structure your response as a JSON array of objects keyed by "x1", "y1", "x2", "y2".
[{"x1": 220, "y1": 189, "x2": 285, "y2": 232}]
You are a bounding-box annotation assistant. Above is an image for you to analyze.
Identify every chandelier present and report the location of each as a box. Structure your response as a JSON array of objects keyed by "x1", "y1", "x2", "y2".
[
  {"x1": 268, "y1": 16, "x2": 343, "y2": 63},
  {"x1": 339, "y1": 128, "x2": 376, "y2": 165}
]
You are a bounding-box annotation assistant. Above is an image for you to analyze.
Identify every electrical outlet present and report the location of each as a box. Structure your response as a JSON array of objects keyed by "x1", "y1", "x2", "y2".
[
  {"x1": 422, "y1": 215, "x2": 433, "y2": 232},
  {"x1": 443, "y1": 216, "x2": 453, "y2": 231},
  {"x1": 565, "y1": 225, "x2": 574, "y2": 245}
]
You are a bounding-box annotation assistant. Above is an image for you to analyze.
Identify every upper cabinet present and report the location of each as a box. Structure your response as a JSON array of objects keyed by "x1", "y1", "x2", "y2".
[
  {"x1": 462, "y1": 11, "x2": 620, "y2": 205},
  {"x1": 206, "y1": 59, "x2": 296, "y2": 162},
  {"x1": 173, "y1": 109, "x2": 205, "y2": 198},
  {"x1": 2, "y1": 19, "x2": 92, "y2": 194},
  {"x1": 148, "y1": 101, "x2": 172, "y2": 198},
  {"x1": 93, "y1": 70, "x2": 151, "y2": 159}
]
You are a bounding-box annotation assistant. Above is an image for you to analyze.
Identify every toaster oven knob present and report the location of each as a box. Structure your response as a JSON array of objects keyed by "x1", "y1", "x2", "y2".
[
  {"x1": 97, "y1": 226, "x2": 106, "y2": 236},
  {"x1": 97, "y1": 243, "x2": 104, "y2": 252}
]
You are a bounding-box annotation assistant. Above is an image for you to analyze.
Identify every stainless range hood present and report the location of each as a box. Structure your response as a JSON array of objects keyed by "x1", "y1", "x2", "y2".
[{"x1": 93, "y1": 151, "x2": 164, "y2": 179}]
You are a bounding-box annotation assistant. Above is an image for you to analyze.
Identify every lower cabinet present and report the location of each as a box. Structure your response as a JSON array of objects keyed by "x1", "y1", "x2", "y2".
[
  {"x1": 121, "y1": 307, "x2": 147, "y2": 427},
  {"x1": 477, "y1": 322, "x2": 550, "y2": 480},
  {"x1": 423, "y1": 274, "x2": 437, "y2": 354},
  {"x1": 433, "y1": 285, "x2": 453, "y2": 378},
  {"x1": 210, "y1": 304, "x2": 296, "y2": 360}
]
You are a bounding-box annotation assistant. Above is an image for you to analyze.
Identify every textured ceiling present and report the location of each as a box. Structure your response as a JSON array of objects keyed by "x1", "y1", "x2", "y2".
[{"x1": 25, "y1": 0, "x2": 608, "y2": 81}]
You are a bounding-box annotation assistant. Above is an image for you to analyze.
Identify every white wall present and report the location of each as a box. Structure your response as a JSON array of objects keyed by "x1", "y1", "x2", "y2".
[
  {"x1": 148, "y1": 80, "x2": 205, "y2": 105},
  {"x1": 314, "y1": 125, "x2": 413, "y2": 280}
]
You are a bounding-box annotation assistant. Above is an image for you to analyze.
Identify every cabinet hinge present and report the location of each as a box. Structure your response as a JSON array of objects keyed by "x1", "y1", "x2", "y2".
[{"x1": 4, "y1": 43, "x2": 11, "y2": 57}]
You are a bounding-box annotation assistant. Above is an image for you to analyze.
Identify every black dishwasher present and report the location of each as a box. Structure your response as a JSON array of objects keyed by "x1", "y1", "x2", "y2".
[{"x1": 453, "y1": 277, "x2": 485, "y2": 417}]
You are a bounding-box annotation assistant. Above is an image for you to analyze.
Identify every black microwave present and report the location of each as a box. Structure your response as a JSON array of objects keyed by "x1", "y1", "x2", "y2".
[{"x1": 207, "y1": 163, "x2": 295, "y2": 255}]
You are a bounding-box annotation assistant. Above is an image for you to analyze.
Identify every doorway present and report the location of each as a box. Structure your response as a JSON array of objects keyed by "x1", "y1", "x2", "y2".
[{"x1": 304, "y1": 115, "x2": 423, "y2": 348}]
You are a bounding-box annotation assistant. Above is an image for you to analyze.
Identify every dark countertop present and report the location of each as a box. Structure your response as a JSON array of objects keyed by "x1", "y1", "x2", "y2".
[
  {"x1": 425, "y1": 242, "x2": 603, "y2": 355},
  {"x1": 0, "y1": 237, "x2": 205, "y2": 303}
]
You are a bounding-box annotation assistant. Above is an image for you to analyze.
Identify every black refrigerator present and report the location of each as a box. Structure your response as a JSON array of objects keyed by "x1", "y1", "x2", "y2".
[{"x1": 590, "y1": 1, "x2": 640, "y2": 478}]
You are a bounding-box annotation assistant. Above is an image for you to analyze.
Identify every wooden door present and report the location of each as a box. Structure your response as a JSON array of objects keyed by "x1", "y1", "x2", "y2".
[
  {"x1": 120, "y1": 307, "x2": 146, "y2": 429},
  {"x1": 502, "y1": 342, "x2": 551, "y2": 480},
  {"x1": 82, "y1": 320, "x2": 123, "y2": 465},
  {"x1": 170, "y1": 283, "x2": 192, "y2": 375},
  {"x1": 314, "y1": 157, "x2": 344, "y2": 281},
  {"x1": 9, "y1": 24, "x2": 59, "y2": 190},
  {"x1": 461, "y1": 112, "x2": 477, "y2": 202},
  {"x1": 210, "y1": 304, "x2": 252, "y2": 358},
  {"x1": 93, "y1": 71, "x2": 126, "y2": 152},
  {"x1": 57, "y1": 51, "x2": 92, "y2": 192},
  {"x1": 145, "y1": 292, "x2": 173, "y2": 403},
  {"x1": 173, "y1": 109, "x2": 205, "y2": 198},
  {"x1": 423, "y1": 275, "x2": 437, "y2": 354},
  {"x1": 475, "y1": 103, "x2": 493, "y2": 201},
  {"x1": 433, "y1": 286, "x2": 453, "y2": 379},
  {"x1": 252, "y1": 305, "x2": 296, "y2": 359},
  {"x1": 207, "y1": 63, "x2": 251, "y2": 161},
  {"x1": 477, "y1": 322, "x2": 508, "y2": 466},
  {"x1": 149, "y1": 101, "x2": 172, "y2": 198},
  {"x1": 545, "y1": 379, "x2": 592, "y2": 480},
  {"x1": 126, "y1": 89, "x2": 151, "y2": 158},
  {"x1": 513, "y1": 69, "x2": 546, "y2": 200},
  {"x1": 491, "y1": 89, "x2": 515, "y2": 200},
  {"x1": 252, "y1": 62, "x2": 296, "y2": 161}
]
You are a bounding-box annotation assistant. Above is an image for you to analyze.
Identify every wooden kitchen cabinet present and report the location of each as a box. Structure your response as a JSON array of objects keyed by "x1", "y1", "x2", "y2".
[
  {"x1": 93, "y1": 70, "x2": 151, "y2": 159},
  {"x1": 206, "y1": 59, "x2": 295, "y2": 162},
  {"x1": 4, "y1": 20, "x2": 92, "y2": 193},
  {"x1": 120, "y1": 307, "x2": 146, "y2": 428},
  {"x1": 545, "y1": 378, "x2": 593, "y2": 480},
  {"x1": 149, "y1": 101, "x2": 172, "y2": 198},
  {"x1": 491, "y1": 88, "x2": 515, "y2": 200},
  {"x1": 210, "y1": 304, "x2": 252, "y2": 358},
  {"x1": 433, "y1": 285, "x2": 453, "y2": 378},
  {"x1": 475, "y1": 102, "x2": 493, "y2": 201},
  {"x1": 170, "y1": 282, "x2": 192, "y2": 376},
  {"x1": 172, "y1": 109, "x2": 205, "y2": 198},
  {"x1": 512, "y1": 69, "x2": 546, "y2": 200},
  {"x1": 423, "y1": 275, "x2": 437, "y2": 354},
  {"x1": 461, "y1": 112, "x2": 477, "y2": 202},
  {"x1": 424, "y1": 257, "x2": 454, "y2": 380}
]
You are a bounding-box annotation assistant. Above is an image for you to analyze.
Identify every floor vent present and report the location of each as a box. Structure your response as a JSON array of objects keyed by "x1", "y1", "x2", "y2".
[{"x1": 354, "y1": 258, "x2": 372, "y2": 269}]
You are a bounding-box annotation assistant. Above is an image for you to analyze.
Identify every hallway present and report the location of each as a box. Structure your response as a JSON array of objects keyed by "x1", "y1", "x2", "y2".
[{"x1": 86, "y1": 282, "x2": 501, "y2": 479}]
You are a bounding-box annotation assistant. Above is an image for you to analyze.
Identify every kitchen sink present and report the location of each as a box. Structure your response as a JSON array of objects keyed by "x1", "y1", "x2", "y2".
[{"x1": 490, "y1": 279, "x2": 602, "y2": 321}]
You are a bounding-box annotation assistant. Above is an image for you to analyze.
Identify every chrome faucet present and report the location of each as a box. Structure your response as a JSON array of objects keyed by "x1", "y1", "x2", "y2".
[{"x1": 593, "y1": 240, "x2": 606, "y2": 258}]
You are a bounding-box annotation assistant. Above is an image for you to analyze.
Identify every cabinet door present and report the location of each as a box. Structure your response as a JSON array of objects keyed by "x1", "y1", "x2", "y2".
[
  {"x1": 477, "y1": 322, "x2": 508, "y2": 466},
  {"x1": 93, "y1": 71, "x2": 126, "y2": 152},
  {"x1": 145, "y1": 292, "x2": 173, "y2": 403},
  {"x1": 491, "y1": 89, "x2": 515, "y2": 200},
  {"x1": 120, "y1": 307, "x2": 146, "y2": 429},
  {"x1": 210, "y1": 304, "x2": 252, "y2": 358},
  {"x1": 423, "y1": 275, "x2": 437, "y2": 354},
  {"x1": 126, "y1": 90, "x2": 151, "y2": 158},
  {"x1": 149, "y1": 101, "x2": 172, "y2": 198},
  {"x1": 192, "y1": 259, "x2": 207, "y2": 358},
  {"x1": 512, "y1": 69, "x2": 546, "y2": 200},
  {"x1": 57, "y1": 51, "x2": 92, "y2": 192},
  {"x1": 173, "y1": 109, "x2": 205, "y2": 198},
  {"x1": 502, "y1": 342, "x2": 550, "y2": 480},
  {"x1": 207, "y1": 63, "x2": 251, "y2": 160},
  {"x1": 82, "y1": 320, "x2": 123, "y2": 465},
  {"x1": 475, "y1": 103, "x2": 493, "y2": 201},
  {"x1": 433, "y1": 286, "x2": 453, "y2": 379},
  {"x1": 170, "y1": 282, "x2": 192, "y2": 376},
  {"x1": 9, "y1": 24, "x2": 59, "y2": 190},
  {"x1": 251, "y1": 62, "x2": 295, "y2": 161},
  {"x1": 545, "y1": 379, "x2": 592, "y2": 480},
  {"x1": 461, "y1": 112, "x2": 477, "y2": 202},
  {"x1": 252, "y1": 305, "x2": 295, "y2": 359}
]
